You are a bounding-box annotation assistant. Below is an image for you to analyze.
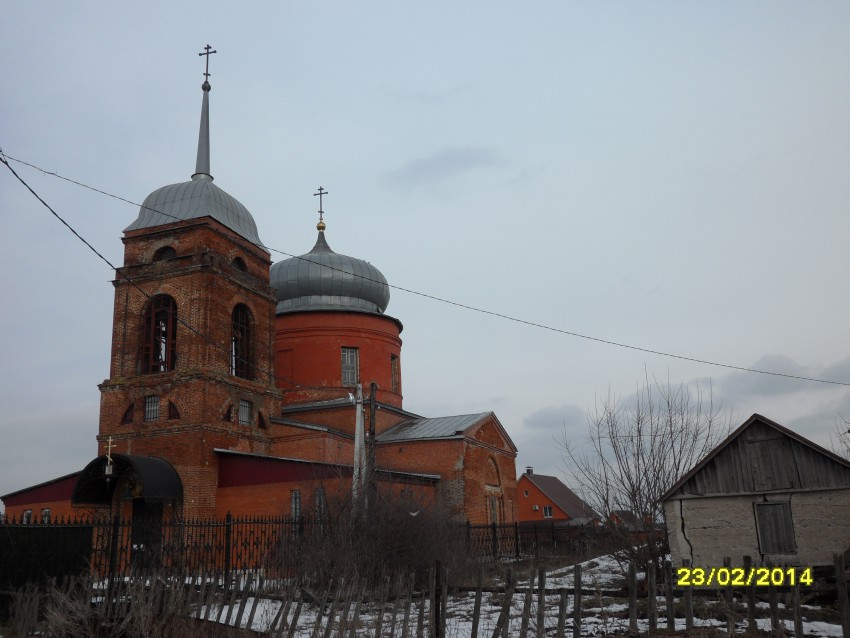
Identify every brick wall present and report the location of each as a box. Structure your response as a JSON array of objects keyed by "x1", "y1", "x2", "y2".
[
  {"x1": 275, "y1": 312, "x2": 403, "y2": 409},
  {"x1": 515, "y1": 475, "x2": 569, "y2": 522}
]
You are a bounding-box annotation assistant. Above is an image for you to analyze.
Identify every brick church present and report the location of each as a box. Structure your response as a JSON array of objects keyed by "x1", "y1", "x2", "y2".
[{"x1": 2, "y1": 60, "x2": 518, "y2": 526}]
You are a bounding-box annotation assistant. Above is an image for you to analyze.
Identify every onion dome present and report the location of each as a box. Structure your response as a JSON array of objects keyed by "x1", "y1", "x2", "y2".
[
  {"x1": 124, "y1": 70, "x2": 263, "y2": 247},
  {"x1": 271, "y1": 227, "x2": 391, "y2": 315}
]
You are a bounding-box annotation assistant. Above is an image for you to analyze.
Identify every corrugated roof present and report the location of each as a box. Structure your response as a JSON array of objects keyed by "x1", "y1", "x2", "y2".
[{"x1": 377, "y1": 413, "x2": 490, "y2": 443}]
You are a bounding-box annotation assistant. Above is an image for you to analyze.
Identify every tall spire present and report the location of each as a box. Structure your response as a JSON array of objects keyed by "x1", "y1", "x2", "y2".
[{"x1": 193, "y1": 44, "x2": 216, "y2": 181}]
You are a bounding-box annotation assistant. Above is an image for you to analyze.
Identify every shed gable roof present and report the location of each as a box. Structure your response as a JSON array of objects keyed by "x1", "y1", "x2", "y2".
[{"x1": 661, "y1": 413, "x2": 850, "y2": 501}]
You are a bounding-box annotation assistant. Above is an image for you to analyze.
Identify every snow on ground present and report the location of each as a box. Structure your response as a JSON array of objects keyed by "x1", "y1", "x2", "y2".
[{"x1": 206, "y1": 554, "x2": 844, "y2": 637}]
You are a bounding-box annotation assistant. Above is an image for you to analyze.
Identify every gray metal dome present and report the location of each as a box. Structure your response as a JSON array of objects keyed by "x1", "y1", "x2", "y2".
[
  {"x1": 125, "y1": 175, "x2": 263, "y2": 246},
  {"x1": 124, "y1": 75, "x2": 263, "y2": 247},
  {"x1": 271, "y1": 231, "x2": 390, "y2": 315}
]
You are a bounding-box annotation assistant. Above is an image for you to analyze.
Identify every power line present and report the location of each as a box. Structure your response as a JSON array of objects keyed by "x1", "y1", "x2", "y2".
[{"x1": 3, "y1": 150, "x2": 849, "y2": 388}]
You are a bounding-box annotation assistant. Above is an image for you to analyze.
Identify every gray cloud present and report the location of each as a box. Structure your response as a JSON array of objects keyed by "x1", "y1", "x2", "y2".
[
  {"x1": 820, "y1": 357, "x2": 850, "y2": 385},
  {"x1": 514, "y1": 404, "x2": 588, "y2": 478},
  {"x1": 383, "y1": 146, "x2": 502, "y2": 189},
  {"x1": 720, "y1": 355, "x2": 813, "y2": 401}
]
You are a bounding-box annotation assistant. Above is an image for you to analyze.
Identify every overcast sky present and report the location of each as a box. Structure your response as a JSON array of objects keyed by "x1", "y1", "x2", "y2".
[{"x1": 2, "y1": 2, "x2": 850, "y2": 505}]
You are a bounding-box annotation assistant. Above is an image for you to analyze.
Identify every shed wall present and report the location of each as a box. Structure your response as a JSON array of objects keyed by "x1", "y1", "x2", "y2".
[{"x1": 665, "y1": 488, "x2": 850, "y2": 567}]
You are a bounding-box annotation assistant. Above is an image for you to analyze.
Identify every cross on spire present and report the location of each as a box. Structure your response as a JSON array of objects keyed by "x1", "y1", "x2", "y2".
[
  {"x1": 198, "y1": 44, "x2": 217, "y2": 82},
  {"x1": 314, "y1": 186, "x2": 329, "y2": 230}
]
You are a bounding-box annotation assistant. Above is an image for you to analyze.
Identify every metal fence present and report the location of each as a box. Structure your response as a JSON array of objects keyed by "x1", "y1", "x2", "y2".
[{"x1": 1, "y1": 515, "x2": 605, "y2": 588}]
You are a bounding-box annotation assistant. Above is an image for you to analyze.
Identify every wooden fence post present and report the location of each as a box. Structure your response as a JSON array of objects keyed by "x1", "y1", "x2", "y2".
[
  {"x1": 520, "y1": 565, "x2": 534, "y2": 638},
  {"x1": 768, "y1": 561, "x2": 779, "y2": 633},
  {"x1": 429, "y1": 563, "x2": 439, "y2": 638},
  {"x1": 647, "y1": 561, "x2": 657, "y2": 632},
  {"x1": 490, "y1": 569, "x2": 514, "y2": 638},
  {"x1": 836, "y1": 553, "x2": 850, "y2": 638},
  {"x1": 628, "y1": 561, "x2": 637, "y2": 633},
  {"x1": 664, "y1": 559, "x2": 675, "y2": 630},
  {"x1": 682, "y1": 559, "x2": 693, "y2": 630},
  {"x1": 572, "y1": 563, "x2": 582, "y2": 638},
  {"x1": 723, "y1": 556, "x2": 733, "y2": 636},
  {"x1": 471, "y1": 567, "x2": 483, "y2": 638},
  {"x1": 743, "y1": 555, "x2": 756, "y2": 631},
  {"x1": 556, "y1": 588, "x2": 567, "y2": 638},
  {"x1": 793, "y1": 580, "x2": 803, "y2": 638},
  {"x1": 491, "y1": 523, "x2": 498, "y2": 560},
  {"x1": 537, "y1": 565, "x2": 546, "y2": 638}
]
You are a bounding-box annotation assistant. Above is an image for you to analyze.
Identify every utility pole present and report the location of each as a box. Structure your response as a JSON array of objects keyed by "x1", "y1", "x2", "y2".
[{"x1": 352, "y1": 383, "x2": 365, "y2": 512}]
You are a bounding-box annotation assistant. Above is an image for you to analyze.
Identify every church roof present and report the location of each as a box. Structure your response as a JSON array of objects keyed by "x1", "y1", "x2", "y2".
[
  {"x1": 271, "y1": 228, "x2": 390, "y2": 315},
  {"x1": 124, "y1": 76, "x2": 263, "y2": 247},
  {"x1": 377, "y1": 413, "x2": 492, "y2": 443}
]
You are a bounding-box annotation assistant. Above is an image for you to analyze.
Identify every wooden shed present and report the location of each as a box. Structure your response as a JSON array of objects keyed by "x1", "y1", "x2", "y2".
[{"x1": 661, "y1": 414, "x2": 850, "y2": 568}]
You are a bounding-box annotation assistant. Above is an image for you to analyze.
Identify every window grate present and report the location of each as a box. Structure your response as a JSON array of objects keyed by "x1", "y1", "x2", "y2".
[
  {"x1": 231, "y1": 304, "x2": 253, "y2": 379},
  {"x1": 341, "y1": 347, "x2": 359, "y2": 386},
  {"x1": 144, "y1": 396, "x2": 159, "y2": 422},
  {"x1": 238, "y1": 400, "x2": 252, "y2": 426}
]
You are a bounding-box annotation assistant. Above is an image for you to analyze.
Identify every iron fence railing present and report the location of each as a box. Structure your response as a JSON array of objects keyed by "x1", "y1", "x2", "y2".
[{"x1": 1, "y1": 515, "x2": 606, "y2": 588}]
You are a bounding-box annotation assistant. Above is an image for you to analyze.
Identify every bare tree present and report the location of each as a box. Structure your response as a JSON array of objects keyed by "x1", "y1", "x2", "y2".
[
  {"x1": 829, "y1": 416, "x2": 850, "y2": 460},
  {"x1": 561, "y1": 377, "x2": 732, "y2": 569}
]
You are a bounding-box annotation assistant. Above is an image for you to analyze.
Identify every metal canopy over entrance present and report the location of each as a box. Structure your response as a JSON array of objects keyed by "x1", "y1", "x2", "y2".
[{"x1": 72, "y1": 454, "x2": 183, "y2": 506}]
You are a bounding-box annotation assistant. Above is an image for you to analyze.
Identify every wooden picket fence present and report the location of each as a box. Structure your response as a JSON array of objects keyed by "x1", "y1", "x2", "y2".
[{"x1": 4, "y1": 554, "x2": 849, "y2": 636}]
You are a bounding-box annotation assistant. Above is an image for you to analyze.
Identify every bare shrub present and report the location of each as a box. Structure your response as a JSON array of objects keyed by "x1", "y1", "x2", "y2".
[{"x1": 284, "y1": 488, "x2": 470, "y2": 588}]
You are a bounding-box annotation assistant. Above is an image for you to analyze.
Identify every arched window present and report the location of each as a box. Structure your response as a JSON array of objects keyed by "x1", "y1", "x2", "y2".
[
  {"x1": 232, "y1": 257, "x2": 247, "y2": 272},
  {"x1": 141, "y1": 295, "x2": 177, "y2": 373},
  {"x1": 231, "y1": 304, "x2": 253, "y2": 379},
  {"x1": 152, "y1": 246, "x2": 176, "y2": 261}
]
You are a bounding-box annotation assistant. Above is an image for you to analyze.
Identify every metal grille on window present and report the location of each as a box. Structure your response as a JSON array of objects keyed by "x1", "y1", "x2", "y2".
[
  {"x1": 144, "y1": 396, "x2": 159, "y2": 422},
  {"x1": 231, "y1": 304, "x2": 253, "y2": 379},
  {"x1": 341, "y1": 347, "x2": 359, "y2": 386},
  {"x1": 142, "y1": 295, "x2": 177, "y2": 373},
  {"x1": 238, "y1": 400, "x2": 252, "y2": 426}
]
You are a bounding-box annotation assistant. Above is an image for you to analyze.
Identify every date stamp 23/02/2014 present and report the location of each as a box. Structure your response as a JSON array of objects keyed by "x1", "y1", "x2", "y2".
[{"x1": 676, "y1": 566, "x2": 813, "y2": 587}]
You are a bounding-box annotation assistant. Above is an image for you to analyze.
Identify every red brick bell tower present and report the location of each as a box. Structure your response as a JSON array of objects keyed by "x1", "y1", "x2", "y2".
[{"x1": 91, "y1": 54, "x2": 281, "y2": 519}]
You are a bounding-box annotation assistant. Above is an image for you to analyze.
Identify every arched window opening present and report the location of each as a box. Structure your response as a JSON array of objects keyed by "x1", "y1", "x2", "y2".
[
  {"x1": 232, "y1": 257, "x2": 247, "y2": 272},
  {"x1": 121, "y1": 404, "x2": 134, "y2": 425},
  {"x1": 231, "y1": 304, "x2": 253, "y2": 379},
  {"x1": 485, "y1": 457, "x2": 501, "y2": 486},
  {"x1": 168, "y1": 401, "x2": 180, "y2": 420},
  {"x1": 152, "y1": 246, "x2": 177, "y2": 261},
  {"x1": 222, "y1": 404, "x2": 232, "y2": 422},
  {"x1": 141, "y1": 295, "x2": 177, "y2": 373}
]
